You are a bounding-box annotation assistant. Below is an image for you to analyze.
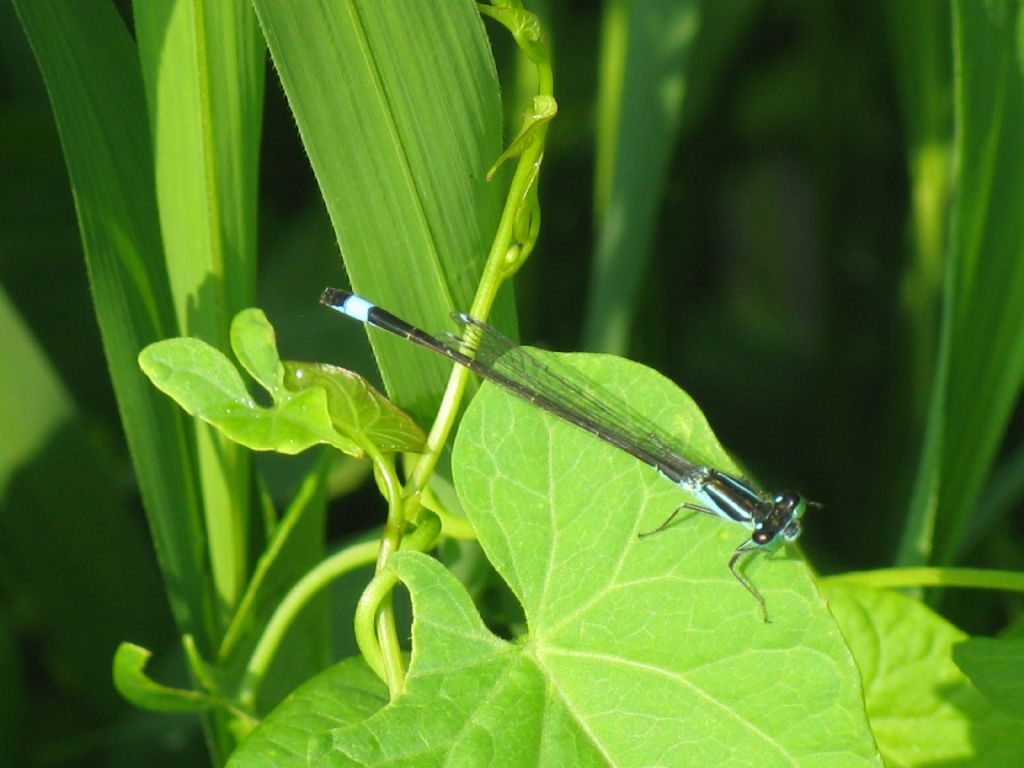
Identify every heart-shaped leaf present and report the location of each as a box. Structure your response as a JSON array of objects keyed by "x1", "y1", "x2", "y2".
[{"x1": 263, "y1": 353, "x2": 880, "y2": 767}]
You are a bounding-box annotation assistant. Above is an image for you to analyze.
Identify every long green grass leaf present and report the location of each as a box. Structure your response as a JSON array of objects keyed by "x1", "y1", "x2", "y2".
[
  {"x1": 902, "y1": 1, "x2": 1024, "y2": 566},
  {"x1": 13, "y1": 0, "x2": 212, "y2": 644},
  {"x1": 252, "y1": 0, "x2": 506, "y2": 424},
  {"x1": 134, "y1": 0, "x2": 264, "y2": 335},
  {"x1": 134, "y1": 0, "x2": 266, "y2": 614}
]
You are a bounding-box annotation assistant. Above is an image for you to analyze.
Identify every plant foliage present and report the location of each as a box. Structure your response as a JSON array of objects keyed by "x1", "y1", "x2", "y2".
[{"x1": 4, "y1": 1, "x2": 1024, "y2": 766}]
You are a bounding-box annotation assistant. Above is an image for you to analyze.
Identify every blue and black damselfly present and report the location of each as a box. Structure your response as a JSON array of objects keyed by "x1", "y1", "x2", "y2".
[{"x1": 321, "y1": 287, "x2": 810, "y2": 620}]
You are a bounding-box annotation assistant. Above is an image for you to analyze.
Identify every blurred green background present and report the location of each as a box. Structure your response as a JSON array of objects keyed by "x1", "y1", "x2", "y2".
[{"x1": 2, "y1": 0, "x2": 1022, "y2": 765}]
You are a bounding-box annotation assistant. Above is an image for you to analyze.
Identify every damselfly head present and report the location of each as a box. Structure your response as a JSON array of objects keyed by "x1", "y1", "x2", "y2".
[{"x1": 751, "y1": 491, "x2": 805, "y2": 547}]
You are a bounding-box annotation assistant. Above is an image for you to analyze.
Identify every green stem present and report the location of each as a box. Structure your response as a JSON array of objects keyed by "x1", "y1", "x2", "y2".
[
  {"x1": 236, "y1": 539, "x2": 378, "y2": 709},
  {"x1": 825, "y1": 566, "x2": 1024, "y2": 593},
  {"x1": 409, "y1": 6, "x2": 555, "y2": 495},
  {"x1": 354, "y1": 562, "x2": 399, "y2": 685},
  {"x1": 365, "y1": 445, "x2": 406, "y2": 697},
  {"x1": 218, "y1": 451, "x2": 332, "y2": 662},
  {"x1": 235, "y1": 451, "x2": 439, "y2": 707},
  {"x1": 354, "y1": 513, "x2": 443, "y2": 689},
  {"x1": 344, "y1": 1, "x2": 558, "y2": 701}
]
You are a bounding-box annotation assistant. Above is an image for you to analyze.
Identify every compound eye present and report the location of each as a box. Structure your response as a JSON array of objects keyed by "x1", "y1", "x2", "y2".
[
  {"x1": 774, "y1": 492, "x2": 801, "y2": 513},
  {"x1": 752, "y1": 529, "x2": 772, "y2": 545}
]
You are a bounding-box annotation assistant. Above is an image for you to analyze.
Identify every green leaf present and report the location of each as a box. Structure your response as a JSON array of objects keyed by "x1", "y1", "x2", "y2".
[
  {"x1": 233, "y1": 307, "x2": 287, "y2": 395},
  {"x1": 139, "y1": 309, "x2": 425, "y2": 457},
  {"x1": 297, "y1": 354, "x2": 875, "y2": 766},
  {"x1": 140, "y1": 337, "x2": 254, "y2": 421},
  {"x1": 953, "y1": 636, "x2": 1024, "y2": 722},
  {"x1": 133, "y1": 0, "x2": 264, "y2": 341},
  {"x1": 309, "y1": 548, "x2": 869, "y2": 767},
  {"x1": 135, "y1": 0, "x2": 266, "y2": 623},
  {"x1": 283, "y1": 362, "x2": 424, "y2": 454},
  {"x1": 902, "y1": 1, "x2": 1024, "y2": 565},
  {"x1": 139, "y1": 336, "x2": 352, "y2": 456},
  {"x1": 113, "y1": 643, "x2": 213, "y2": 714},
  {"x1": 227, "y1": 657, "x2": 387, "y2": 768},
  {"x1": 824, "y1": 583, "x2": 1024, "y2": 766},
  {"x1": 251, "y1": 0, "x2": 508, "y2": 425},
  {"x1": 234, "y1": 308, "x2": 424, "y2": 451},
  {"x1": 13, "y1": 0, "x2": 212, "y2": 646}
]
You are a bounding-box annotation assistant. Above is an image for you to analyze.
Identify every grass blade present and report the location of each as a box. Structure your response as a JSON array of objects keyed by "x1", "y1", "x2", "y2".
[
  {"x1": 901, "y1": 1, "x2": 1024, "y2": 565},
  {"x1": 13, "y1": 0, "x2": 213, "y2": 645},
  {"x1": 252, "y1": 0, "x2": 506, "y2": 423},
  {"x1": 134, "y1": 0, "x2": 266, "y2": 614}
]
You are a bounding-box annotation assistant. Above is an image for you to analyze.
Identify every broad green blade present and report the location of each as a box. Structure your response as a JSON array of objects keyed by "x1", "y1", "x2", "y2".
[
  {"x1": 252, "y1": 0, "x2": 507, "y2": 425},
  {"x1": 133, "y1": 0, "x2": 264, "y2": 335},
  {"x1": 13, "y1": 0, "x2": 213, "y2": 646},
  {"x1": 134, "y1": 0, "x2": 266, "y2": 614}
]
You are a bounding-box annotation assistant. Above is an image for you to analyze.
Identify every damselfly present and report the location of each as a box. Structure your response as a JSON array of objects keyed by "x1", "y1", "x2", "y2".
[{"x1": 321, "y1": 287, "x2": 809, "y2": 620}]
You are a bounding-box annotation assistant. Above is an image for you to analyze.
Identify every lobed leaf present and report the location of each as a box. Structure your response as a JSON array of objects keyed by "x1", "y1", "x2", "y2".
[
  {"x1": 239, "y1": 354, "x2": 878, "y2": 767},
  {"x1": 139, "y1": 336, "x2": 353, "y2": 456},
  {"x1": 139, "y1": 309, "x2": 424, "y2": 458}
]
